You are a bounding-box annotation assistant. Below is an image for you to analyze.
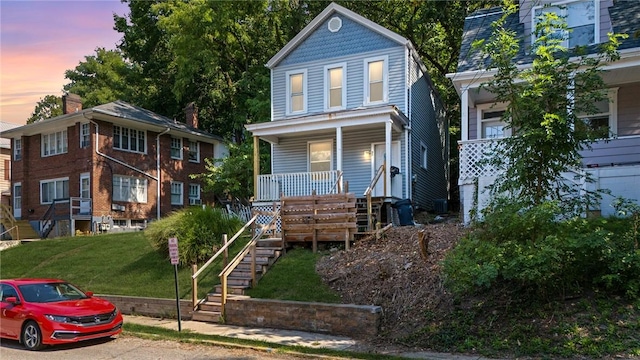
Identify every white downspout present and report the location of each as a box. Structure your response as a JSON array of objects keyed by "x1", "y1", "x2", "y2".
[
  {"x1": 87, "y1": 117, "x2": 167, "y2": 220},
  {"x1": 156, "y1": 128, "x2": 170, "y2": 219}
]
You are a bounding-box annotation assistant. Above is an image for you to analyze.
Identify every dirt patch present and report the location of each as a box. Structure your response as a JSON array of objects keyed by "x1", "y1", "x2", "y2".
[{"x1": 316, "y1": 216, "x2": 468, "y2": 344}]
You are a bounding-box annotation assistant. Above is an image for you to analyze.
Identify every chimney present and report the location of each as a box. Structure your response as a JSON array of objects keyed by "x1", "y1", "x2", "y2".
[
  {"x1": 185, "y1": 102, "x2": 198, "y2": 129},
  {"x1": 62, "y1": 93, "x2": 82, "y2": 114}
]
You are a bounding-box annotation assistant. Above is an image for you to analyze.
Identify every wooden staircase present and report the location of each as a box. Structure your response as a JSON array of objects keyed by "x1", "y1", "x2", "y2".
[
  {"x1": 355, "y1": 197, "x2": 384, "y2": 238},
  {"x1": 1, "y1": 219, "x2": 40, "y2": 240},
  {"x1": 191, "y1": 237, "x2": 283, "y2": 323}
]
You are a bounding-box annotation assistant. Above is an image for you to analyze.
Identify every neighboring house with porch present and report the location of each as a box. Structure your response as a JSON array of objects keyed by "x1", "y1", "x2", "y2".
[
  {"x1": 449, "y1": 0, "x2": 640, "y2": 223},
  {"x1": 245, "y1": 2, "x2": 449, "y2": 229},
  {"x1": 0, "y1": 122, "x2": 19, "y2": 207},
  {"x1": 0, "y1": 94, "x2": 227, "y2": 238}
]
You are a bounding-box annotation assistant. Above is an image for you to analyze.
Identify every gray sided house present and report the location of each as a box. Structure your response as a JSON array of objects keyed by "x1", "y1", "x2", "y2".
[
  {"x1": 246, "y1": 2, "x2": 449, "y2": 222},
  {"x1": 448, "y1": 0, "x2": 640, "y2": 223}
]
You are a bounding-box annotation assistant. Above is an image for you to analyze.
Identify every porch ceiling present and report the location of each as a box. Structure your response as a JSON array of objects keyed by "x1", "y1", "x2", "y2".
[{"x1": 246, "y1": 106, "x2": 407, "y2": 144}]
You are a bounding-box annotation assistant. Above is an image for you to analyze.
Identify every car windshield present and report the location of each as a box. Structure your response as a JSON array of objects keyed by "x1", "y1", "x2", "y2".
[{"x1": 18, "y1": 282, "x2": 89, "y2": 303}]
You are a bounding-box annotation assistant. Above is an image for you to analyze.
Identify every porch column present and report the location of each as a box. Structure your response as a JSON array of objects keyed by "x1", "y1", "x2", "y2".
[
  {"x1": 385, "y1": 121, "x2": 392, "y2": 198},
  {"x1": 461, "y1": 87, "x2": 469, "y2": 141},
  {"x1": 253, "y1": 136, "x2": 259, "y2": 199},
  {"x1": 336, "y1": 127, "x2": 343, "y2": 191}
]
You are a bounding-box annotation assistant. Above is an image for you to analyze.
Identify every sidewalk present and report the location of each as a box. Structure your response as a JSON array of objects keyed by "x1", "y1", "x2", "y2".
[{"x1": 123, "y1": 315, "x2": 497, "y2": 360}]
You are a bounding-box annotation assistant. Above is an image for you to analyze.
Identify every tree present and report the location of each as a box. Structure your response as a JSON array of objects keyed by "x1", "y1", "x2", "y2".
[
  {"x1": 479, "y1": 3, "x2": 624, "y2": 210},
  {"x1": 27, "y1": 95, "x2": 62, "y2": 123}
]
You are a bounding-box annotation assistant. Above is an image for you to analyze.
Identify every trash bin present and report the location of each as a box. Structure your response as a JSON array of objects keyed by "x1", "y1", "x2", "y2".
[{"x1": 393, "y1": 199, "x2": 414, "y2": 226}]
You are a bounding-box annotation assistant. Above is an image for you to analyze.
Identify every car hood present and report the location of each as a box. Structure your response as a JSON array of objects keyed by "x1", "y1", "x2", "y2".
[{"x1": 33, "y1": 297, "x2": 116, "y2": 316}]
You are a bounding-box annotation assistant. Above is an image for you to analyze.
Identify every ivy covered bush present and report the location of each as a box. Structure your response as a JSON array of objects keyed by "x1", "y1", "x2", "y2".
[
  {"x1": 443, "y1": 198, "x2": 640, "y2": 299},
  {"x1": 145, "y1": 206, "x2": 244, "y2": 266}
]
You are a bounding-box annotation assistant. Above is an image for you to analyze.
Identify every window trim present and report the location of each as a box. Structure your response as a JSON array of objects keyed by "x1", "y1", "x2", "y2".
[
  {"x1": 171, "y1": 137, "x2": 183, "y2": 160},
  {"x1": 477, "y1": 103, "x2": 511, "y2": 139},
  {"x1": 363, "y1": 55, "x2": 389, "y2": 105},
  {"x1": 307, "y1": 140, "x2": 333, "y2": 172},
  {"x1": 40, "y1": 177, "x2": 69, "y2": 205},
  {"x1": 80, "y1": 123, "x2": 90, "y2": 148},
  {"x1": 285, "y1": 69, "x2": 308, "y2": 115},
  {"x1": 41, "y1": 130, "x2": 68, "y2": 157},
  {"x1": 113, "y1": 125, "x2": 147, "y2": 154},
  {"x1": 13, "y1": 138, "x2": 21, "y2": 161},
  {"x1": 112, "y1": 175, "x2": 148, "y2": 203},
  {"x1": 80, "y1": 172, "x2": 90, "y2": 199},
  {"x1": 324, "y1": 63, "x2": 347, "y2": 111},
  {"x1": 189, "y1": 183, "x2": 201, "y2": 205},
  {"x1": 170, "y1": 181, "x2": 184, "y2": 206},
  {"x1": 577, "y1": 87, "x2": 618, "y2": 138},
  {"x1": 188, "y1": 140, "x2": 200, "y2": 163},
  {"x1": 531, "y1": 0, "x2": 600, "y2": 48}
]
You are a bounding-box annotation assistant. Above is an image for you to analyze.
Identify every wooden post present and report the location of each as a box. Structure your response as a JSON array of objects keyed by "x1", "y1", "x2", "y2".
[
  {"x1": 220, "y1": 275, "x2": 227, "y2": 321},
  {"x1": 312, "y1": 190, "x2": 317, "y2": 253},
  {"x1": 253, "y1": 135, "x2": 259, "y2": 199},
  {"x1": 375, "y1": 221, "x2": 381, "y2": 240},
  {"x1": 191, "y1": 264, "x2": 198, "y2": 309},
  {"x1": 222, "y1": 234, "x2": 228, "y2": 268},
  {"x1": 250, "y1": 243, "x2": 256, "y2": 287}
]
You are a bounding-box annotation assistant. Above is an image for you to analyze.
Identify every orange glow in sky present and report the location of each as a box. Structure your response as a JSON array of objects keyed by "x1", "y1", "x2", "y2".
[{"x1": 0, "y1": 0, "x2": 128, "y2": 125}]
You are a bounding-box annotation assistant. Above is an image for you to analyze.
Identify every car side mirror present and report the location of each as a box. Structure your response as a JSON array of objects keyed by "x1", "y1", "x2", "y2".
[
  {"x1": 84, "y1": 291, "x2": 94, "y2": 297},
  {"x1": 5, "y1": 296, "x2": 20, "y2": 304}
]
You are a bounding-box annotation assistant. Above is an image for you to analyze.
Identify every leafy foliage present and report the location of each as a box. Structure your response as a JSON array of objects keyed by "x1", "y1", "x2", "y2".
[
  {"x1": 477, "y1": 3, "x2": 625, "y2": 206},
  {"x1": 443, "y1": 198, "x2": 640, "y2": 298},
  {"x1": 145, "y1": 206, "x2": 243, "y2": 265},
  {"x1": 27, "y1": 95, "x2": 63, "y2": 123}
]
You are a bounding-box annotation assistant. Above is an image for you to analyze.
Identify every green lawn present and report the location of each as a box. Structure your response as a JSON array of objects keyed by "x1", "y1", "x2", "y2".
[{"x1": 0, "y1": 233, "x2": 340, "y2": 303}]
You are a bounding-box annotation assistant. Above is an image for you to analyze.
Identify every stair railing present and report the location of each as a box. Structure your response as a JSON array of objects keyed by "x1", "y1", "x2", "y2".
[
  {"x1": 191, "y1": 213, "x2": 259, "y2": 310},
  {"x1": 328, "y1": 170, "x2": 344, "y2": 194},
  {"x1": 363, "y1": 162, "x2": 386, "y2": 231},
  {"x1": 0, "y1": 204, "x2": 18, "y2": 240},
  {"x1": 218, "y1": 209, "x2": 280, "y2": 320}
]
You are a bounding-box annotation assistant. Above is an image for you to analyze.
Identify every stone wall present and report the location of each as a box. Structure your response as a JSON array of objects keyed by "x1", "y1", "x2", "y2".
[{"x1": 99, "y1": 294, "x2": 382, "y2": 339}]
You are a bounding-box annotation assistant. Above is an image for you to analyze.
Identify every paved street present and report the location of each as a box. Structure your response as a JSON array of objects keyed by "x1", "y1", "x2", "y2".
[{"x1": 0, "y1": 335, "x2": 313, "y2": 360}]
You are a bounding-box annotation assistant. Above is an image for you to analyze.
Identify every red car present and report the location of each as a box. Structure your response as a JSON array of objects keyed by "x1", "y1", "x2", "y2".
[{"x1": 0, "y1": 278, "x2": 123, "y2": 350}]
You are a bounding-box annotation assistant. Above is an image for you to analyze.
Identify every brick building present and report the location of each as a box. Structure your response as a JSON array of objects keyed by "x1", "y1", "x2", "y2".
[{"x1": 0, "y1": 95, "x2": 227, "y2": 237}]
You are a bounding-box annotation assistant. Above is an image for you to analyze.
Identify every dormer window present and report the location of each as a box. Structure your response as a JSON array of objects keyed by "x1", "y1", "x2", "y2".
[
  {"x1": 532, "y1": 0, "x2": 599, "y2": 48},
  {"x1": 286, "y1": 69, "x2": 307, "y2": 115}
]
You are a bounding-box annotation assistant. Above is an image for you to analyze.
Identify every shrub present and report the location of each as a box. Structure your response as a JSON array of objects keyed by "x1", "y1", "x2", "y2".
[
  {"x1": 444, "y1": 198, "x2": 640, "y2": 299},
  {"x1": 145, "y1": 206, "x2": 244, "y2": 266}
]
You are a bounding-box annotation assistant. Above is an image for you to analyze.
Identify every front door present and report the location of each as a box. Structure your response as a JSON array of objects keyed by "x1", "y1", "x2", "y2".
[
  {"x1": 12, "y1": 183, "x2": 21, "y2": 219},
  {"x1": 372, "y1": 142, "x2": 401, "y2": 198},
  {"x1": 79, "y1": 173, "x2": 91, "y2": 215}
]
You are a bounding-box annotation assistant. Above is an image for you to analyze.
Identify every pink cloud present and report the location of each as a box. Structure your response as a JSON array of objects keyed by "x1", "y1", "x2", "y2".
[{"x1": 0, "y1": 0, "x2": 129, "y2": 125}]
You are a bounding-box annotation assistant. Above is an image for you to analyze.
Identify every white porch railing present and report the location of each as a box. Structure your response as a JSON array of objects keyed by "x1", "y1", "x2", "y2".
[
  {"x1": 458, "y1": 139, "x2": 503, "y2": 183},
  {"x1": 256, "y1": 170, "x2": 341, "y2": 202}
]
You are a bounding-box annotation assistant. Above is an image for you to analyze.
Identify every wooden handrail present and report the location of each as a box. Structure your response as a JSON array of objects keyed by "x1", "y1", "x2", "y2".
[
  {"x1": 217, "y1": 209, "x2": 280, "y2": 319},
  {"x1": 363, "y1": 163, "x2": 385, "y2": 231},
  {"x1": 328, "y1": 170, "x2": 344, "y2": 194},
  {"x1": 363, "y1": 163, "x2": 385, "y2": 197},
  {"x1": 0, "y1": 225, "x2": 18, "y2": 240}
]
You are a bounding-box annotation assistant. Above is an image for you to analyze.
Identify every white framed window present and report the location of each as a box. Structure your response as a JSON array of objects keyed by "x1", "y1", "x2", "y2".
[
  {"x1": 41, "y1": 130, "x2": 68, "y2": 157},
  {"x1": 308, "y1": 140, "x2": 332, "y2": 172},
  {"x1": 188, "y1": 140, "x2": 200, "y2": 162},
  {"x1": 420, "y1": 142, "x2": 428, "y2": 169},
  {"x1": 13, "y1": 139, "x2": 21, "y2": 160},
  {"x1": 363, "y1": 56, "x2": 388, "y2": 105},
  {"x1": 189, "y1": 183, "x2": 201, "y2": 205},
  {"x1": 80, "y1": 123, "x2": 90, "y2": 148},
  {"x1": 327, "y1": 16, "x2": 342, "y2": 32},
  {"x1": 113, "y1": 125, "x2": 146, "y2": 153},
  {"x1": 477, "y1": 104, "x2": 510, "y2": 139},
  {"x1": 324, "y1": 63, "x2": 346, "y2": 110},
  {"x1": 171, "y1": 137, "x2": 182, "y2": 159},
  {"x1": 577, "y1": 88, "x2": 618, "y2": 137},
  {"x1": 286, "y1": 69, "x2": 307, "y2": 115},
  {"x1": 40, "y1": 177, "x2": 69, "y2": 204},
  {"x1": 532, "y1": 0, "x2": 599, "y2": 48},
  {"x1": 113, "y1": 175, "x2": 147, "y2": 203},
  {"x1": 171, "y1": 181, "x2": 183, "y2": 205}
]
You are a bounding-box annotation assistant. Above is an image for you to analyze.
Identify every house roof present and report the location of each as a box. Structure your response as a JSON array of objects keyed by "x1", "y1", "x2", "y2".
[
  {"x1": 266, "y1": 2, "x2": 410, "y2": 69},
  {"x1": 0, "y1": 100, "x2": 224, "y2": 143},
  {"x1": 0, "y1": 122, "x2": 20, "y2": 149},
  {"x1": 455, "y1": 1, "x2": 640, "y2": 74}
]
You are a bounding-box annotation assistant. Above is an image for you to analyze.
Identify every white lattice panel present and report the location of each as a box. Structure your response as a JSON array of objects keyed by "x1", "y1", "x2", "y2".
[
  {"x1": 251, "y1": 203, "x2": 282, "y2": 234},
  {"x1": 458, "y1": 140, "x2": 503, "y2": 182}
]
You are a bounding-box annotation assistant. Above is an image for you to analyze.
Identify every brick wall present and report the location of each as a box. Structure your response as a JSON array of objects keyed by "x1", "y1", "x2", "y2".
[{"x1": 100, "y1": 295, "x2": 382, "y2": 339}]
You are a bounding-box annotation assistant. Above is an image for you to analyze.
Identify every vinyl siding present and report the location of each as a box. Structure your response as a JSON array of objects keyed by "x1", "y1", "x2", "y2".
[
  {"x1": 272, "y1": 46, "x2": 406, "y2": 121},
  {"x1": 280, "y1": 16, "x2": 399, "y2": 66},
  {"x1": 617, "y1": 83, "x2": 640, "y2": 136}
]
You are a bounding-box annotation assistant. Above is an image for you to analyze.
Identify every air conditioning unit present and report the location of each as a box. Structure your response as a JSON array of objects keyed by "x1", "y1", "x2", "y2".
[{"x1": 189, "y1": 198, "x2": 202, "y2": 205}]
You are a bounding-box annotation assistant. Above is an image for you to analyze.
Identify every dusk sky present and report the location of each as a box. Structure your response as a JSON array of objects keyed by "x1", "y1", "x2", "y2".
[{"x1": 1, "y1": 0, "x2": 129, "y2": 125}]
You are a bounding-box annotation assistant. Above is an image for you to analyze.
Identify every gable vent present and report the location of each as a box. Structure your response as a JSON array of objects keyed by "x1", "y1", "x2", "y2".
[{"x1": 328, "y1": 16, "x2": 342, "y2": 32}]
